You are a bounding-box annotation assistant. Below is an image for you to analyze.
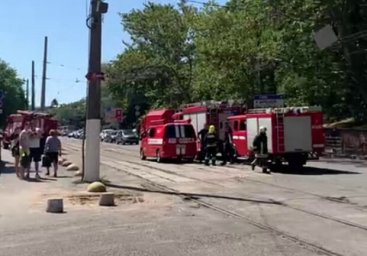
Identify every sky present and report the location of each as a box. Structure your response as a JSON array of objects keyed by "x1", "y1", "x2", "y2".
[{"x1": 0, "y1": 0, "x2": 226, "y2": 106}]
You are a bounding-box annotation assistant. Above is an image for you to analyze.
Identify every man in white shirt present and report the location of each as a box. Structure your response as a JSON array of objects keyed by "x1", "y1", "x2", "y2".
[
  {"x1": 29, "y1": 122, "x2": 42, "y2": 179},
  {"x1": 19, "y1": 122, "x2": 31, "y2": 179}
]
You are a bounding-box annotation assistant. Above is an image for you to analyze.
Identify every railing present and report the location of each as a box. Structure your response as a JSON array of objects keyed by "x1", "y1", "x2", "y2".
[{"x1": 324, "y1": 128, "x2": 367, "y2": 158}]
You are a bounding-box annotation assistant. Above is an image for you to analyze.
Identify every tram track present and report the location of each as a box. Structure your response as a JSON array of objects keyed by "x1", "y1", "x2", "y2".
[
  {"x1": 64, "y1": 141, "x2": 367, "y2": 233},
  {"x1": 105, "y1": 157, "x2": 367, "y2": 233},
  {"x1": 100, "y1": 156, "x2": 347, "y2": 256}
]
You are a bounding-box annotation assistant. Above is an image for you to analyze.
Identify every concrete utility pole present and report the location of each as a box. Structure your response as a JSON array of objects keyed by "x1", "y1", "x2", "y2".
[
  {"x1": 84, "y1": 0, "x2": 108, "y2": 182},
  {"x1": 41, "y1": 36, "x2": 48, "y2": 111},
  {"x1": 26, "y1": 79, "x2": 29, "y2": 110},
  {"x1": 31, "y1": 61, "x2": 35, "y2": 111}
]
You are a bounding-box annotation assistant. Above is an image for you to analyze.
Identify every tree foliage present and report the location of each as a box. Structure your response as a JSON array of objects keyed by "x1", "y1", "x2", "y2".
[
  {"x1": 104, "y1": 0, "x2": 367, "y2": 123},
  {"x1": 0, "y1": 60, "x2": 27, "y2": 127}
]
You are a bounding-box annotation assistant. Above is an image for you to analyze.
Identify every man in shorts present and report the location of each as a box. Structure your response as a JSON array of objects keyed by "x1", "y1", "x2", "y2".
[{"x1": 29, "y1": 122, "x2": 42, "y2": 179}]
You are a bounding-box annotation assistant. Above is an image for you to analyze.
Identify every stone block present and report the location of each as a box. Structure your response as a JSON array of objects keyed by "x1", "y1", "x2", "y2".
[
  {"x1": 46, "y1": 199, "x2": 64, "y2": 213},
  {"x1": 99, "y1": 192, "x2": 115, "y2": 206}
]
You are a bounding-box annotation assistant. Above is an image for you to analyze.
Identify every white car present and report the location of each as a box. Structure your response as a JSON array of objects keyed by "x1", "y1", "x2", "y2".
[{"x1": 100, "y1": 129, "x2": 115, "y2": 141}]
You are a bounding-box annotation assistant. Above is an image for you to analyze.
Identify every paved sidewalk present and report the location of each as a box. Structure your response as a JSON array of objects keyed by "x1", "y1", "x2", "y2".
[{"x1": 0, "y1": 149, "x2": 79, "y2": 218}]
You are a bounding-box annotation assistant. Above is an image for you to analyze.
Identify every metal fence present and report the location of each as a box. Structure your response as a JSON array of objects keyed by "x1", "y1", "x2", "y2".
[{"x1": 324, "y1": 128, "x2": 367, "y2": 158}]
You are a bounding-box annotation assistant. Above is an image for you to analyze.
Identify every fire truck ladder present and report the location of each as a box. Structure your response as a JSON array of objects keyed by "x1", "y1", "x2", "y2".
[{"x1": 276, "y1": 112, "x2": 285, "y2": 153}]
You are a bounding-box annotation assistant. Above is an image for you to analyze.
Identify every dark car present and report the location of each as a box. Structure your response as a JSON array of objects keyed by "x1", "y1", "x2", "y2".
[{"x1": 116, "y1": 129, "x2": 139, "y2": 145}]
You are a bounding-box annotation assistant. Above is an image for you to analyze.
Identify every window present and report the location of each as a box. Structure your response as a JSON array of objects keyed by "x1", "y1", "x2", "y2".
[
  {"x1": 148, "y1": 128, "x2": 156, "y2": 138},
  {"x1": 234, "y1": 121, "x2": 239, "y2": 131},
  {"x1": 240, "y1": 121, "x2": 247, "y2": 131},
  {"x1": 166, "y1": 125, "x2": 176, "y2": 138},
  {"x1": 182, "y1": 125, "x2": 195, "y2": 138}
]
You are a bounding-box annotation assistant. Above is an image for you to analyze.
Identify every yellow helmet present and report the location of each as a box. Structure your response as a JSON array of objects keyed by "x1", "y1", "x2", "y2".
[{"x1": 208, "y1": 125, "x2": 216, "y2": 134}]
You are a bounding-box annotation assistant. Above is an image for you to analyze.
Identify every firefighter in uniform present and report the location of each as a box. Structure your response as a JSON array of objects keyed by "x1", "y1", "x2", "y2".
[
  {"x1": 221, "y1": 122, "x2": 235, "y2": 165},
  {"x1": 204, "y1": 125, "x2": 218, "y2": 166},
  {"x1": 198, "y1": 124, "x2": 209, "y2": 163},
  {"x1": 251, "y1": 126, "x2": 270, "y2": 173}
]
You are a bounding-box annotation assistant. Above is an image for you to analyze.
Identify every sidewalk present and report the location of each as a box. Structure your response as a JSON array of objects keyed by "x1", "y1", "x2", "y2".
[
  {"x1": 0, "y1": 148, "x2": 157, "y2": 221},
  {"x1": 0, "y1": 149, "x2": 80, "y2": 217}
]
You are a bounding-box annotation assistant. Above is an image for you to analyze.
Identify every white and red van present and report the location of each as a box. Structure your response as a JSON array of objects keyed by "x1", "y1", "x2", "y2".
[{"x1": 140, "y1": 109, "x2": 197, "y2": 162}]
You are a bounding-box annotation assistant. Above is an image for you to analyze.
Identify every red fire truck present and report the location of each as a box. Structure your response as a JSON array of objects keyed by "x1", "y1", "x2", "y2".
[
  {"x1": 228, "y1": 106, "x2": 325, "y2": 168},
  {"x1": 140, "y1": 109, "x2": 197, "y2": 162},
  {"x1": 2, "y1": 110, "x2": 58, "y2": 149},
  {"x1": 179, "y1": 101, "x2": 244, "y2": 141}
]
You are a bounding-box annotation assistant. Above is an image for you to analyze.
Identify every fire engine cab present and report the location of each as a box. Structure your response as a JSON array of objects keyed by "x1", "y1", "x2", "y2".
[
  {"x1": 140, "y1": 109, "x2": 197, "y2": 162},
  {"x1": 2, "y1": 110, "x2": 58, "y2": 149},
  {"x1": 228, "y1": 106, "x2": 325, "y2": 168}
]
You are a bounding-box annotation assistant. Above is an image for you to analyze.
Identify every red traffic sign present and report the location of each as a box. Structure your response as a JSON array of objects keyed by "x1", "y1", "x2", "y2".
[{"x1": 85, "y1": 72, "x2": 105, "y2": 81}]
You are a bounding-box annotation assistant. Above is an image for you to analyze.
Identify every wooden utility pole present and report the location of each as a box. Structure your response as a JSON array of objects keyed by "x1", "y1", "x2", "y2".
[
  {"x1": 31, "y1": 61, "x2": 35, "y2": 111},
  {"x1": 84, "y1": 0, "x2": 108, "y2": 182},
  {"x1": 41, "y1": 36, "x2": 48, "y2": 111}
]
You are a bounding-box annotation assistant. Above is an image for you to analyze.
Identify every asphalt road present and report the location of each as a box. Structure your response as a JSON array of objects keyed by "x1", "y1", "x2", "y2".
[{"x1": 1, "y1": 138, "x2": 367, "y2": 256}]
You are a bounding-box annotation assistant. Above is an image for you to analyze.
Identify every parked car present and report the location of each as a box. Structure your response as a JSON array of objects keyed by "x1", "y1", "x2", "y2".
[
  {"x1": 100, "y1": 129, "x2": 115, "y2": 141},
  {"x1": 68, "y1": 130, "x2": 79, "y2": 138},
  {"x1": 104, "y1": 130, "x2": 117, "y2": 143},
  {"x1": 116, "y1": 129, "x2": 139, "y2": 145}
]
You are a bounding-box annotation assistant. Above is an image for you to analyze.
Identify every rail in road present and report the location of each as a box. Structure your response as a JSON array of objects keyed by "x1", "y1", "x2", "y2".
[
  {"x1": 65, "y1": 140, "x2": 367, "y2": 209},
  {"x1": 63, "y1": 139, "x2": 367, "y2": 256},
  {"x1": 100, "y1": 156, "x2": 347, "y2": 256},
  {"x1": 63, "y1": 139, "x2": 367, "y2": 213}
]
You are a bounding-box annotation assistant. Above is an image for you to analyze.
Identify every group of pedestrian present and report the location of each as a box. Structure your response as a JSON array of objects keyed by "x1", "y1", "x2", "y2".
[
  {"x1": 198, "y1": 122, "x2": 235, "y2": 166},
  {"x1": 198, "y1": 122, "x2": 269, "y2": 171},
  {"x1": 10, "y1": 121, "x2": 62, "y2": 180}
]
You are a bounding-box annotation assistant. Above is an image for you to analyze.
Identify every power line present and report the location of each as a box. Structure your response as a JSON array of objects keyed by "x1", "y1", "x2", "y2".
[{"x1": 47, "y1": 61, "x2": 83, "y2": 71}]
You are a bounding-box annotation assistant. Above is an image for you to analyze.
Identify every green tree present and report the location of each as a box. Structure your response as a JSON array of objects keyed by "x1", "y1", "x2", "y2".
[
  {"x1": 106, "y1": 2, "x2": 197, "y2": 110},
  {"x1": 0, "y1": 60, "x2": 27, "y2": 127},
  {"x1": 104, "y1": 0, "x2": 367, "y2": 124}
]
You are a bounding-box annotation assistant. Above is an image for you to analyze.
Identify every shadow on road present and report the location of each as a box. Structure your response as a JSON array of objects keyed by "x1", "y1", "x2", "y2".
[
  {"x1": 319, "y1": 158, "x2": 367, "y2": 168},
  {"x1": 107, "y1": 183, "x2": 283, "y2": 205},
  {"x1": 271, "y1": 166, "x2": 361, "y2": 175}
]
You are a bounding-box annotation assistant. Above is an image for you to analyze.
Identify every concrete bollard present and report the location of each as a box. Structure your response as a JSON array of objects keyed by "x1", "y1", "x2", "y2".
[
  {"x1": 66, "y1": 164, "x2": 79, "y2": 171},
  {"x1": 99, "y1": 192, "x2": 115, "y2": 206},
  {"x1": 87, "y1": 182, "x2": 106, "y2": 193},
  {"x1": 62, "y1": 161, "x2": 72, "y2": 167},
  {"x1": 74, "y1": 171, "x2": 83, "y2": 177},
  {"x1": 46, "y1": 199, "x2": 64, "y2": 213}
]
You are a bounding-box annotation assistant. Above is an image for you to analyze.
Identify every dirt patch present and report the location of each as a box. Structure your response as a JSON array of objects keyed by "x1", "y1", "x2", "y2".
[
  {"x1": 66, "y1": 192, "x2": 144, "y2": 206},
  {"x1": 33, "y1": 190, "x2": 144, "y2": 208}
]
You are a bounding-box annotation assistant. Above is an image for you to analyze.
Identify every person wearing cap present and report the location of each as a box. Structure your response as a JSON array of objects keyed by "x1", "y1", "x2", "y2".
[
  {"x1": 204, "y1": 125, "x2": 218, "y2": 166},
  {"x1": 251, "y1": 126, "x2": 269, "y2": 172}
]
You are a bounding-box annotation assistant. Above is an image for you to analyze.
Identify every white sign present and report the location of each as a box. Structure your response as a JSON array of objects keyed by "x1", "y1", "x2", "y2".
[{"x1": 314, "y1": 24, "x2": 338, "y2": 50}]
